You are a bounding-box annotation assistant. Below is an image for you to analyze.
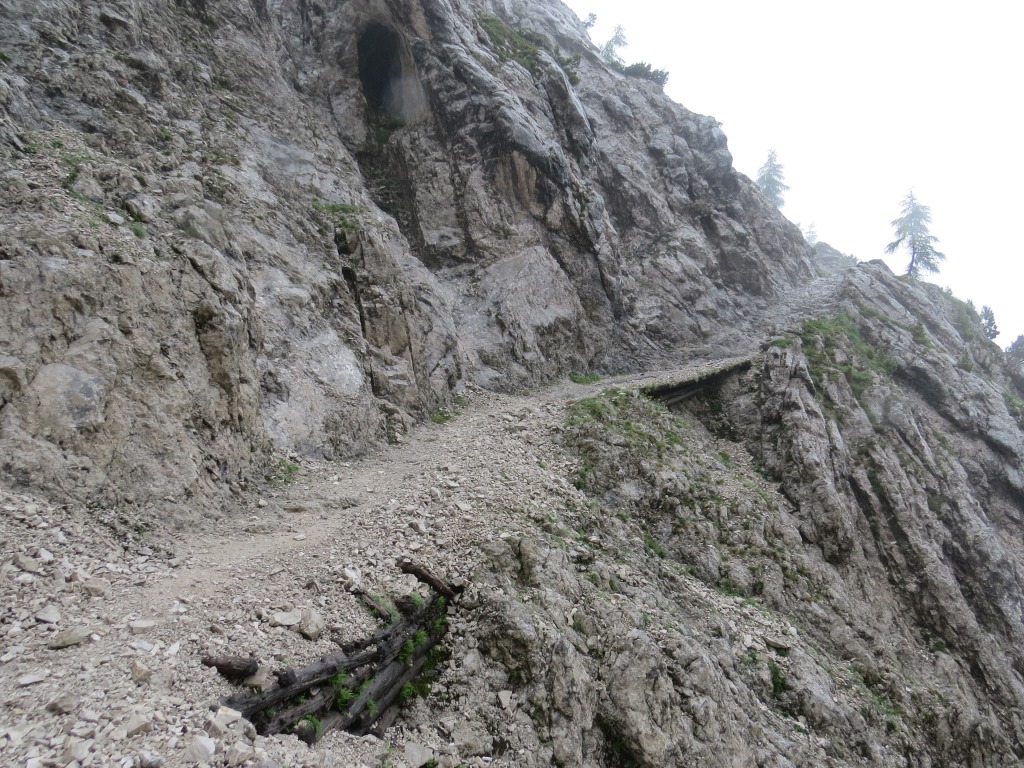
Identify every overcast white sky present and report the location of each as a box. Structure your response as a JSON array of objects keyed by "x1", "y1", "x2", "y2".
[{"x1": 563, "y1": 0, "x2": 1024, "y2": 345}]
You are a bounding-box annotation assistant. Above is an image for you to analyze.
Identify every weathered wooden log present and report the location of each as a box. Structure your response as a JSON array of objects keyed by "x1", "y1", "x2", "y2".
[
  {"x1": 397, "y1": 559, "x2": 462, "y2": 601},
  {"x1": 201, "y1": 656, "x2": 258, "y2": 681},
  {"x1": 352, "y1": 589, "x2": 397, "y2": 622},
  {"x1": 216, "y1": 561, "x2": 457, "y2": 744},
  {"x1": 225, "y1": 596, "x2": 444, "y2": 722}
]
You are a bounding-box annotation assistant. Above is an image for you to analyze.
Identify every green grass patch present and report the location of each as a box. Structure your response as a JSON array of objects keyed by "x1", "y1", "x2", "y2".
[
  {"x1": 479, "y1": 14, "x2": 579, "y2": 83},
  {"x1": 1005, "y1": 391, "x2": 1024, "y2": 430},
  {"x1": 312, "y1": 199, "x2": 361, "y2": 231},
  {"x1": 266, "y1": 457, "x2": 300, "y2": 486},
  {"x1": 334, "y1": 687, "x2": 354, "y2": 709},
  {"x1": 479, "y1": 14, "x2": 543, "y2": 71},
  {"x1": 801, "y1": 313, "x2": 897, "y2": 401},
  {"x1": 643, "y1": 532, "x2": 667, "y2": 558},
  {"x1": 569, "y1": 372, "x2": 602, "y2": 384},
  {"x1": 430, "y1": 410, "x2": 453, "y2": 424},
  {"x1": 0, "y1": 49, "x2": 9, "y2": 65}
]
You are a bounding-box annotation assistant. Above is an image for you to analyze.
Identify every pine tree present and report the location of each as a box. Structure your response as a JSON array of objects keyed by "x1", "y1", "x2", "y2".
[
  {"x1": 885, "y1": 191, "x2": 945, "y2": 278},
  {"x1": 756, "y1": 149, "x2": 789, "y2": 207},
  {"x1": 803, "y1": 223, "x2": 818, "y2": 245},
  {"x1": 980, "y1": 306, "x2": 999, "y2": 340},
  {"x1": 599, "y1": 25, "x2": 627, "y2": 66},
  {"x1": 1007, "y1": 335, "x2": 1024, "y2": 364}
]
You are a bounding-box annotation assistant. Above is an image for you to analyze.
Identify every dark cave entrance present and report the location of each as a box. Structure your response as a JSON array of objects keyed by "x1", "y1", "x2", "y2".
[{"x1": 358, "y1": 23, "x2": 403, "y2": 118}]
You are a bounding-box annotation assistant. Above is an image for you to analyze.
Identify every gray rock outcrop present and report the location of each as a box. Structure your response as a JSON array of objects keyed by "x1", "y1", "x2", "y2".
[{"x1": 0, "y1": 0, "x2": 811, "y2": 514}]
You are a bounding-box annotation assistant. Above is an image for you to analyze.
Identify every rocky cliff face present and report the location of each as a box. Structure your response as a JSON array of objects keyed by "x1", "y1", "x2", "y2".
[
  {"x1": 0, "y1": 0, "x2": 811, "y2": 515},
  {"x1": 3, "y1": 1, "x2": 1024, "y2": 767}
]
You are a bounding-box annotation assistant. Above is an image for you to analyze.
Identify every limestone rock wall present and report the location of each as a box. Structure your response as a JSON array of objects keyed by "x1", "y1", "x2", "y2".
[{"x1": 0, "y1": 0, "x2": 812, "y2": 512}]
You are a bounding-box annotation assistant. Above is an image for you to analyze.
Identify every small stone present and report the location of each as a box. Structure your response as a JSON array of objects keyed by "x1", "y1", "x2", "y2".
[
  {"x1": 83, "y1": 578, "x2": 111, "y2": 597},
  {"x1": 131, "y1": 659, "x2": 152, "y2": 682},
  {"x1": 498, "y1": 690, "x2": 513, "y2": 709},
  {"x1": 455, "y1": 501, "x2": 473, "y2": 512},
  {"x1": 130, "y1": 639, "x2": 156, "y2": 653},
  {"x1": 17, "y1": 671, "x2": 47, "y2": 687},
  {"x1": 270, "y1": 610, "x2": 301, "y2": 627},
  {"x1": 765, "y1": 636, "x2": 792, "y2": 652},
  {"x1": 130, "y1": 619, "x2": 156, "y2": 634},
  {"x1": 14, "y1": 553, "x2": 42, "y2": 573},
  {"x1": 292, "y1": 534, "x2": 307, "y2": 541},
  {"x1": 299, "y1": 609, "x2": 326, "y2": 640},
  {"x1": 257, "y1": 498, "x2": 268, "y2": 508},
  {"x1": 125, "y1": 714, "x2": 152, "y2": 736},
  {"x1": 225, "y1": 741, "x2": 254, "y2": 766},
  {"x1": 36, "y1": 548, "x2": 54, "y2": 563},
  {"x1": 410, "y1": 519, "x2": 431, "y2": 534},
  {"x1": 49, "y1": 626, "x2": 91, "y2": 649},
  {"x1": 139, "y1": 752, "x2": 164, "y2": 768},
  {"x1": 105, "y1": 211, "x2": 126, "y2": 225},
  {"x1": 35, "y1": 604, "x2": 62, "y2": 624},
  {"x1": 63, "y1": 736, "x2": 90, "y2": 763},
  {"x1": 405, "y1": 742, "x2": 435, "y2": 768},
  {"x1": 243, "y1": 665, "x2": 272, "y2": 691},
  {"x1": 184, "y1": 735, "x2": 216, "y2": 762},
  {"x1": 46, "y1": 693, "x2": 81, "y2": 714},
  {"x1": 340, "y1": 567, "x2": 362, "y2": 591}
]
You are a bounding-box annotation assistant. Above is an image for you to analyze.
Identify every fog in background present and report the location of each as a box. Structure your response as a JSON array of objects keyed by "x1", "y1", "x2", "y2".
[{"x1": 564, "y1": 0, "x2": 1024, "y2": 345}]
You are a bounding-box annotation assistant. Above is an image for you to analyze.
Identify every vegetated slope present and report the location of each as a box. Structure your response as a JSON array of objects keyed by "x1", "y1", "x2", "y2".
[{"x1": 0, "y1": 0, "x2": 811, "y2": 518}]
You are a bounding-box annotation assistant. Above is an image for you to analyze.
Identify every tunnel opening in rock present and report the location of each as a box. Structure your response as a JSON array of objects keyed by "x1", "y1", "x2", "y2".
[{"x1": 358, "y1": 23, "x2": 404, "y2": 118}]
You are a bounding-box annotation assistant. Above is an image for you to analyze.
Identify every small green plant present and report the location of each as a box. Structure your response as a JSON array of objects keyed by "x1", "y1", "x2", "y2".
[
  {"x1": 769, "y1": 337, "x2": 793, "y2": 347},
  {"x1": 371, "y1": 111, "x2": 405, "y2": 146},
  {"x1": 363, "y1": 594, "x2": 399, "y2": 624},
  {"x1": 335, "y1": 687, "x2": 354, "y2": 708},
  {"x1": 643, "y1": 532, "x2": 667, "y2": 558},
  {"x1": 911, "y1": 321, "x2": 931, "y2": 347},
  {"x1": 328, "y1": 669, "x2": 347, "y2": 688},
  {"x1": 430, "y1": 410, "x2": 453, "y2": 424},
  {"x1": 399, "y1": 638, "x2": 415, "y2": 663},
  {"x1": 409, "y1": 591, "x2": 425, "y2": 609},
  {"x1": 366, "y1": 699, "x2": 378, "y2": 716},
  {"x1": 60, "y1": 153, "x2": 90, "y2": 190},
  {"x1": 129, "y1": 222, "x2": 147, "y2": 239},
  {"x1": 299, "y1": 714, "x2": 323, "y2": 741},
  {"x1": 0, "y1": 49, "x2": 9, "y2": 64},
  {"x1": 617, "y1": 60, "x2": 669, "y2": 86},
  {"x1": 266, "y1": 457, "x2": 300, "y2": 486},
  {"x1": 312, "y1": 199, "x2": 361, "y2": 231},
  {"x1": 1004, "y1": 391, "x2": 1024, "y2": 429},
  {"x1": 569, "y1": 372, "x2": 602, "y2": 384},
  {"x1": 767, "y1": 659, "x2": 787, "y2": 698}
]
